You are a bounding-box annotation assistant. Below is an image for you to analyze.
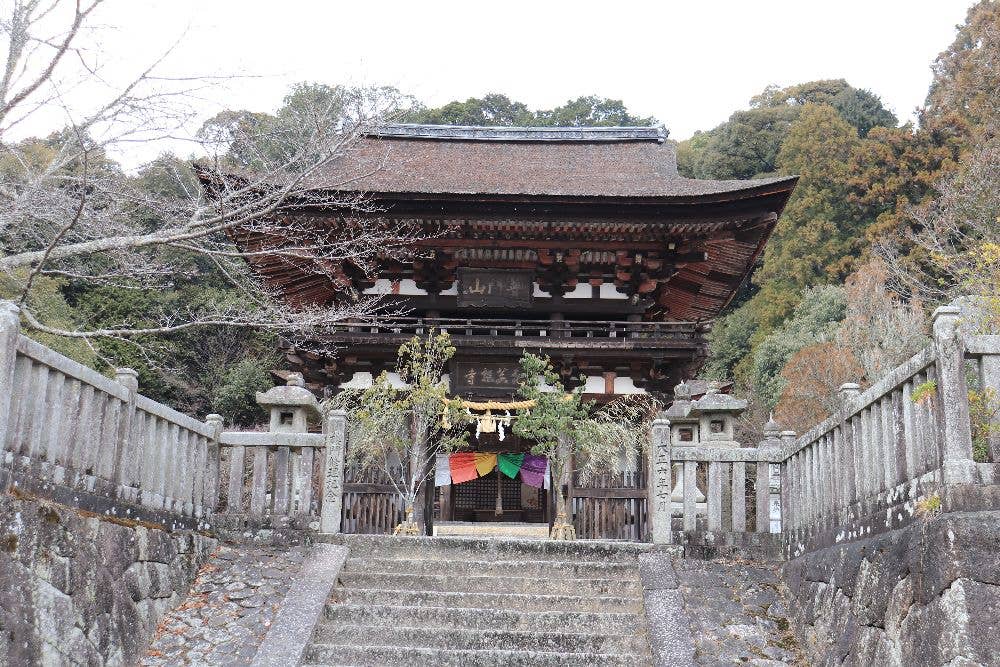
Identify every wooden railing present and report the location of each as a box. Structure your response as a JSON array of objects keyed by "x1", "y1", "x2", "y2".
[{"x1": 322, "y1": 317, "x2": 702, "y2": 342}]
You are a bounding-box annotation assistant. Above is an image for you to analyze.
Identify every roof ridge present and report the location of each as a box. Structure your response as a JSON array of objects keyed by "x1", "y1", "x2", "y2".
[{"x1": 368, "y1": 124, "x2": 667, "y2": 143}]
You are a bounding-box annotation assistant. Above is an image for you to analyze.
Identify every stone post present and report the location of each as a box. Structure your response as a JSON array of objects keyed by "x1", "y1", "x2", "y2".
[
  {"x1": 649, "y1": 417, "x2": 672, "y2": 544},
  {"x1": 839, "y1": 382, "x2": 861, "y2": 404},
  {"x1": 111, "y1": 368, "x2": 139, "y2": 499},
  {"x1": 320, "y1": 409, "x2": 347, "y2": 533},
  {"x1": 779, "y1": 430, "x2": 796, "y2": 535},
  {"x1": 932, "y1": 306, "x2": 976, "y2": 484},
  {"x1": 0, "y1": 301, "x2": 21, "y2": 456},
  {"x1": 204, "y1": 413, "x2": 224, "y2": 514},
  {"x1": 978, "y1": 352, "x2": 1000, "y2": 463}
]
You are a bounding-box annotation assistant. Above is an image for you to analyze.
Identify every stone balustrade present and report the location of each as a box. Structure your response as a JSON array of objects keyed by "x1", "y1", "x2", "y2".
[
  {"x1": 0, "y1": 301, "x2": 345, "y2": 534},
  {"x1": 650, "y1": 304, "x2": 1000, "y2": 559},
  {"x1": 1, "y1": 302, "x2": 218, "y2": 528}
]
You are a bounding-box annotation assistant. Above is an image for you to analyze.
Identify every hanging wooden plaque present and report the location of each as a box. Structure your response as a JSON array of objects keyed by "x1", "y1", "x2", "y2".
[
  {"x1": 456, "y1": 268, "x2": 533, "y2": 309},
  {"x1": 453, "y1": 361, "x2": 520, "y2": 393}
]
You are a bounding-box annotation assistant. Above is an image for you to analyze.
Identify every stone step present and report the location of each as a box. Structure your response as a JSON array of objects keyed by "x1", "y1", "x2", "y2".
[
  {"x1": 339, "y1": 556, "x2": 641, "y2": 580},
  {"x1": 324, "y1": 603, "x2": 645, "y2": 635},
  {"x1": 338, "y1": 571, "x2": 644, "y2": 596},
  {"x1": 318, "y1": 533, "x2": 654, "y2": 562},
  {"x1": 332, "y1": 587, "x2": 643, "y2": 613},
  {"x1": 304, "y1": 643, "x2": 649, "y2": 667},
  {"x1": 312, "y1": 623, "x2": 649, "y2": 654},
  {"x1": 433, "y1": 521, "x2": 550, "y2": 539}
]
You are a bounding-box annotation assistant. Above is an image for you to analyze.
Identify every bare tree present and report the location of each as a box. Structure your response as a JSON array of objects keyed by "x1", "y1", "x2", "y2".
[
  {"x1": 835, "y1": 257, "x2": 928, "y2": 380},
  {"x1": 0, "y1": 0, "x2": 416, "y2": 352},
  {"x1": 876, "y1": 131, "x2": 1000, "y2": 326},
  {"x1": 330, "y1": 331, "x2": 472, "y2": 535}
]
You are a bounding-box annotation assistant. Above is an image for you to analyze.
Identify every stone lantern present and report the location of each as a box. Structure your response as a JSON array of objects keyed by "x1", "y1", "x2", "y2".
[
  {"x1": 662, "y1": 380, "x2": 706, "y2": 506},
  {"x1": 255, "y1": 372, "x2": 321, "y2": 433},
  {"x1": 662, "y1": 379, "x2": 700, "y2": 447},
  {"x1": 686, "y1": 381, "x2": 747, "y2": 448},
  {"x1": 662, "y1": 380, "x2": 749, "y2": 510}
]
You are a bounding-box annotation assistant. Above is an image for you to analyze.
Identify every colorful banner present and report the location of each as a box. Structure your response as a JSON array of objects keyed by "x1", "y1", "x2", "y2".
[
  {"x1": 474, "y1": 452, "x2": 498, "y2": 477},
  {"x1": 444, "y1": 451, "x2": 548, "y2": 486},
  {"x1": 449, "y1": 452, "x2": 478, "y2": 483},
  {"x1": 520, "y1": 454, "x2": 547, "y2": 488},
  {"x1": 497, "y1": 452, "x2": 525, "y2": 479}
]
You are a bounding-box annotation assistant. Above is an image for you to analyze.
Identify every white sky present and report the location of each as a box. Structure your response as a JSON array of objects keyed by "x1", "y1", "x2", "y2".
[{"x1": 73, "y1": 0, "x2": 974, "y2": 166}]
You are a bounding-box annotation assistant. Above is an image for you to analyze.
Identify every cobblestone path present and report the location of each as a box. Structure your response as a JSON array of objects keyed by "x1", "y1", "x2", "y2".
[
  {"x1": 675, "y1": 558, "x2": 803, "y2": 666},
  {"x1": 141, "y1": 544, "x2": 306, "y2": 666}
]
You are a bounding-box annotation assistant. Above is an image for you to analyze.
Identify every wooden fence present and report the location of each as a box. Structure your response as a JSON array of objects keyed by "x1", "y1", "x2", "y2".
[
  {"x1": 340, "y1": 465, "x2": 406, "y2": 535},
  {"x1": 572, "y1": 465, "x2": 649, "y2": 541}
]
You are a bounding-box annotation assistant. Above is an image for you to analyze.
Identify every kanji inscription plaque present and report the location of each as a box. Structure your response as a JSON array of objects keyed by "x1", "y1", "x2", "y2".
[
  {"x1": 453, "y1": 361, "x2": 520, "y2": 393},
  {"x1": 456, "y1": 268, "x2": 533, "y2": 309}
]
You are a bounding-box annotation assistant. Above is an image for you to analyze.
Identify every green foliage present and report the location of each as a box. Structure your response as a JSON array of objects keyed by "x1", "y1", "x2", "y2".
[
  {"x1": 911, "y1": 380, "x2": 937, "y2": 405},
  {"x1": 915, "y1": 492, "x2": 942, "y2": 517},
  {"x1": 512, "y1": 353, "x2": 592, "y2": 453},
  {"x1": 512, "y1": 353, "x2": 658, "y2": 536},
  {"x1": 830, "y1": 87, "x2": 898, "y2": 139},
  {"x1": 748, "y1": 286, "x2": 847, "y2": 409},
  {"x1": 406, "y1": 93, "x2": 534, "y2": 126},
  {"x1": 0, "y1": 273, "x2": 97, "y2": 367},
  {"x1": 969, "y1": 386, "x2": 999, "y2": 463},
  {"x1": 678, "y1": 105, "x2": 798, "y2": 179},
  {"x1": 703, "y1": 302, "x2": 756, "y2": 381},
  {"x1": 536, "y1": 95, "x2": 656, "y2": 127},
  {"x1": 678, "y1": 80, "x2": 895, "y2": 180},
  {"x1": 407, "y1": 94, "x2": 656, "y2": 128},
  {"x1": 210, "y1": 359, "x2": 272, "y2": 426},
  {"x1": 333, "y1": 331, "x2": 470, "y2": 512},
  {"x1": 746, "y1": 104, "x2": 861, "y2": 332}
]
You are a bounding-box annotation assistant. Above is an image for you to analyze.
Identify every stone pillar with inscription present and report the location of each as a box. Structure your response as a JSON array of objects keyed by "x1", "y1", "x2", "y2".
[
  {"x1": 649, "y1": 417, "x2": 673, "y2": 544},
  {"x1": 320, "y1": 408, "x2": 347, "y2": 533}
]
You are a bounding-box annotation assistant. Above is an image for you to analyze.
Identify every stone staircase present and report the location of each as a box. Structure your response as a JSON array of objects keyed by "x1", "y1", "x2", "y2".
[{"x1": 305, "y1": 534, "x2": 656, "y2": 666}]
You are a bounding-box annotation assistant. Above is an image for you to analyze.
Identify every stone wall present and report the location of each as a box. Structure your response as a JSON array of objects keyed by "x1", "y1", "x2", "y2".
[
  {"x1": 0, "y1": 490, "x2": 217, "y2": 666},
  {"x1": 781, "y1": 511, "x2": 1000, "y2": 666}
]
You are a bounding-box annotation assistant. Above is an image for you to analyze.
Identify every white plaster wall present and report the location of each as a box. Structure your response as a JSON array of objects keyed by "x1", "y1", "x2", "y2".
[
  {"x1": 613, "y1": 376, "x2": 646, "y2": 394},
  {"x1": 561, "y1": 283, "x2": 593, "y2": 299},
  {"x1": 599, "y1": 283, "x2": 629, "y2": 300}
]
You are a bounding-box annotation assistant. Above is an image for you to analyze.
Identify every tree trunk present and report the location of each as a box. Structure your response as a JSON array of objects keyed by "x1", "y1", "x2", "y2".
[
  {"x1": 393, "y1": 413, "x2": 423, "y2": 536},
  {"x1": 550, "y1": 438, "x2": 576, "y2": 540}
]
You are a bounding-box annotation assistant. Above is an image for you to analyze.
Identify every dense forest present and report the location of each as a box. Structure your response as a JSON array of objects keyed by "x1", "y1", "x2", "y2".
[{"x1": 5, "y1": 1, "x2": 997, "y2": 436}]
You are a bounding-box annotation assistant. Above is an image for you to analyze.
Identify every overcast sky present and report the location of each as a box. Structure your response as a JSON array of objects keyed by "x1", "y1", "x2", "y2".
[{"x1": 75, "y1": 0, "x2": 974, "y2": 166}]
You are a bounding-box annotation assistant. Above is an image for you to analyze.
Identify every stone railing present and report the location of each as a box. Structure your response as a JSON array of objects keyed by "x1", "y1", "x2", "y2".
[
  {"x1": 780, "y1": 305, "x2": 998, "y2": 556},
  {"x1": 650, "y1": 305, "x2": 1000, "y2": 558},
  {"x1": 0, "y1": 301, "x2": 346, "y2": 535},
  {"x1": 648, "y1": 419, "x2": 788, "y2": 557},
  {"x1": 0, "y1": 302, "x2": 219, "y2": 528}
]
